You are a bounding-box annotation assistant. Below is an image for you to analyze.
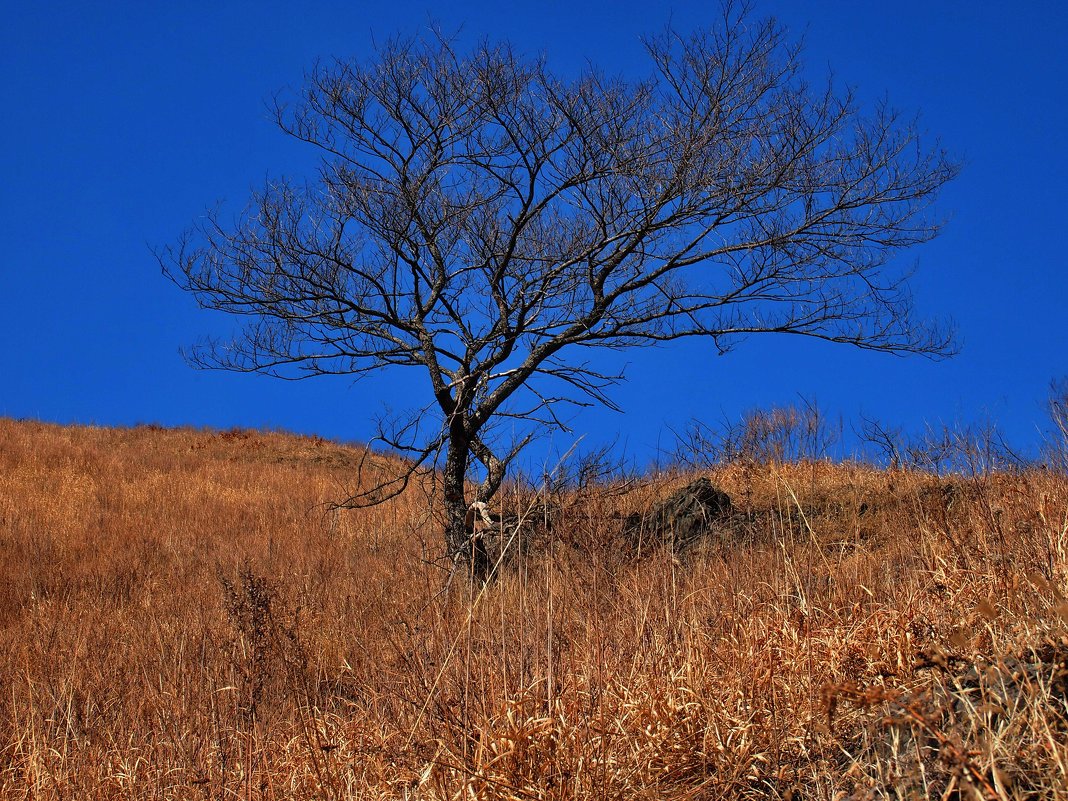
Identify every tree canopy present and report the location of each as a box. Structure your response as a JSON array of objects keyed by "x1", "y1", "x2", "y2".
[{"x1": 163, "y1": 5, "x2": 957, "y2": 575}]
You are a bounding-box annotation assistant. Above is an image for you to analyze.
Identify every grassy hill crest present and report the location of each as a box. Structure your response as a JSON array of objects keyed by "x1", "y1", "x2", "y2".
[{"x1": 2, "y1": 418, "x2": 1067, "y2": 798}]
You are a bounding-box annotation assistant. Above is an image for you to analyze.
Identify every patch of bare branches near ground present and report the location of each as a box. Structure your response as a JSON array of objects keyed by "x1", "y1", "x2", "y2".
[{"x1": 1, "y1": 418, "x2": 1067, "y2": 799}]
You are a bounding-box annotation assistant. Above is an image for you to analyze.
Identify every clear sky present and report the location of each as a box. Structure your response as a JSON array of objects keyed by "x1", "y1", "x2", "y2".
[{"x1": 3, "y1": 1, "x2": 1066, "y2": 467}]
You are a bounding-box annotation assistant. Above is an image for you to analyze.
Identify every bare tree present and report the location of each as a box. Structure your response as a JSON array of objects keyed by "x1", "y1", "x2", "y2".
[{"x1": 161, "y1": 5, "x2": 957, "y2": 577}]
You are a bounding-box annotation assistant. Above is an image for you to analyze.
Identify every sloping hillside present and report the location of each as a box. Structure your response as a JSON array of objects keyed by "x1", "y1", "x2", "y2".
[{"x1": 1, "y1": 419, "x2": 1067, "y2": 799}]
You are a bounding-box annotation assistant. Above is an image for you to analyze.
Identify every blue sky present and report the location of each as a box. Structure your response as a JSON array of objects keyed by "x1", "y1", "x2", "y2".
[{"x1": 3, "y1": 1, "x2": 1066, "y2": 467}]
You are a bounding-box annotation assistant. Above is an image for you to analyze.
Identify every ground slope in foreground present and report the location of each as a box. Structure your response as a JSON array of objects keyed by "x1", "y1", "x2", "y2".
[{"x1": 2, "y1": 419, "x2": 1067, "y2": 799}]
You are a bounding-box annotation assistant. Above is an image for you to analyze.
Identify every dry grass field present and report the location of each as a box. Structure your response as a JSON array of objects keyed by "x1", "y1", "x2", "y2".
[{"x1": 1, "y1": 417, "x2": 1067, "y2": 799}]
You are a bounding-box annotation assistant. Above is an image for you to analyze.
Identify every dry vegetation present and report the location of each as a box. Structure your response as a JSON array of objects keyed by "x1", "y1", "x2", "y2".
[{"x1": 1, "y1": 417, "x2": 1067, "y2": 799}]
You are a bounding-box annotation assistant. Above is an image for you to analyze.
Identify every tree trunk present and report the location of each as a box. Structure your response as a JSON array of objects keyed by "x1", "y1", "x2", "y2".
[
  {"x1": 442, "y1": 427, "x2": 490, "y2": 582},
  {"x1": 442, "y1": 433, "x2": 469, "y2": 560}
]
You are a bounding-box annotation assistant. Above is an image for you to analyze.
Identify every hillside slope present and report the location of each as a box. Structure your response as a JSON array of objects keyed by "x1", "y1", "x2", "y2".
[{"x1": 1, "y1": 419, "x2": 1067, "y2": 799}]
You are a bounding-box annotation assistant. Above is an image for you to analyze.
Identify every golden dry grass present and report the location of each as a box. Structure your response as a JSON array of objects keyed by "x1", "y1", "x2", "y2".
[{"x1": 1, "y1": 417, "x2": 1067, "y2": 799}]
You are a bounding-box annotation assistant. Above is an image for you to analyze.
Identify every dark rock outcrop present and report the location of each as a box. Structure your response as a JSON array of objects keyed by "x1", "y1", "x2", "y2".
[{"x1": 623, "y1": 477, "x2": 733, "y2": 552}]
